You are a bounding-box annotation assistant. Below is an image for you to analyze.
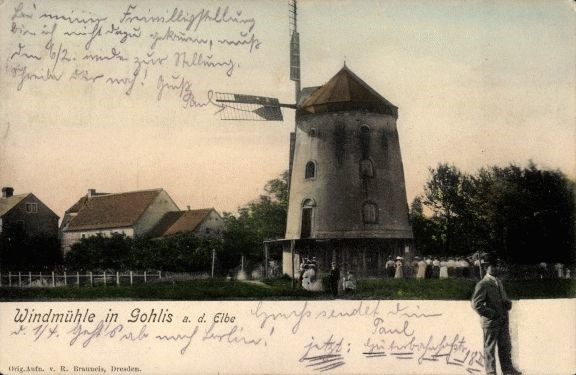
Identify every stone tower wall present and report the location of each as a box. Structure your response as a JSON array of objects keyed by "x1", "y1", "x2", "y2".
[{"x1": 285, "y1": 110, "x2": 413, "y2": 240}]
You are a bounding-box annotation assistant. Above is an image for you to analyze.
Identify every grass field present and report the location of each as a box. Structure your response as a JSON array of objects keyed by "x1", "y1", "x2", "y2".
[{"x1": 0, "y1": 278, "x2": 574, "y2": 301}]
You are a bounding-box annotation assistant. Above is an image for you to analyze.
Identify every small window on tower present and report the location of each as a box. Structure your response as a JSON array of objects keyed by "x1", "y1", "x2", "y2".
[
  {"x1": 360, "y1": 159, "x2": 374, "y2": 178},
  {"x1": 362, "y1": 202, "x2": 378, "y2": 224},
  {"x1": 305, "y1": 161, "x2": 316, "y2": 179}
]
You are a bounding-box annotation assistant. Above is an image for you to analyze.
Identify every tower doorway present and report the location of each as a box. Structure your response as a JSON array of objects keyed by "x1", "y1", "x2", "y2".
[
  {"x1": 301, "y1": 208, "x2": 312, "y2": 238},
  {"x1": 301, "y1": 199, "x2": 316, "y2": 239}
]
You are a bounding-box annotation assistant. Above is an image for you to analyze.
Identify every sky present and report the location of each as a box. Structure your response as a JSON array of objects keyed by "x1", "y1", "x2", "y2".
[{"x1": 0, "y1": 0, "x2": 574, "y2": 220}]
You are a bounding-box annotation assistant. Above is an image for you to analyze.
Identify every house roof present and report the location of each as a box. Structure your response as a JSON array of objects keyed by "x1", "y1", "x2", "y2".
[
  {"x1": 65, "y1": 192, "x2": 109, "y2": 215},
  {"x1": 65, "y1": 189, "x2": 164, "y2": 231},
  {"x1": 0, "y1": 194, "x2": 29, "y2": 217},
  {"x1": 148, "y1": 208, "x2": 215, "y2": 238},
  {"x1": 298, "y1": 65, "x2": 398, "y2": 117}
]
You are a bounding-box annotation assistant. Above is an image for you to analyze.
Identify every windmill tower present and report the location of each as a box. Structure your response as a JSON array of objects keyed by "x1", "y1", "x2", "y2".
[
  {"x1": 215, "y1": 1, "x2": 414, "y2": 279},
  {"x1": 282, "y1": 65, "x2": 414, "y2": 277}
]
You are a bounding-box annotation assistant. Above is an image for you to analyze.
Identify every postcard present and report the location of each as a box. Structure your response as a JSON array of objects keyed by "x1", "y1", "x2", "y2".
[{"x1": 0, "y1": 1, "x2": 574, "y2": 374}]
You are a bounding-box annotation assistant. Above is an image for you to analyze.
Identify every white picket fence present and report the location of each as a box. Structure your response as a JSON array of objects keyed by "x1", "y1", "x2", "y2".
[{"x1": 0, "y1": 271, "x2": 167, "y2": 287}]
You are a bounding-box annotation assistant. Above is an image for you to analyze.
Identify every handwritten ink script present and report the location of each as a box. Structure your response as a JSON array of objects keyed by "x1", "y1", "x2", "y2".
[
  {"x1": 3, "y1": 1, "x2": 264, "y2": 110},
  {"x1": 251, "y1": 301, "x2": 484, "y2": 374},
  {"x1": 3, "y1": 302, "x2": 486, "y2": 374}
]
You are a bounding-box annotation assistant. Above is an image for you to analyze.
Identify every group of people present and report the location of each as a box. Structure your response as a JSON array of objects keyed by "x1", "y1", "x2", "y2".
[
  {"x1": 539, "y1": 262, "x2": 571, "y2": 279},
  {"x1": 299, "y1": 256, "x2": 319, "y2": 290},
  {"x1": 328, "y1": 262, "x2": 356, "y2": 297},
  {"x1": 299, "y1": 257, "x2": 356, "y2": 295},
  {"x1": 385, "y1": 256, "x2": 480, "y2": 279}
]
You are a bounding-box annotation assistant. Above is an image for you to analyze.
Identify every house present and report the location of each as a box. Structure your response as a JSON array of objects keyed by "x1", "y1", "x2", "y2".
[
  {"x1": 0, "y1": 187, "x2": 61, "y2": 269},
  {"x1": 0, "y1": 187, "x2": 59, "y2": 238},
  {"x1": 147, "y1": 208, "x2": 224, "y2": 239},
  {"x1": 60, "y1": 188, "x2": 179, "y2": 254}
]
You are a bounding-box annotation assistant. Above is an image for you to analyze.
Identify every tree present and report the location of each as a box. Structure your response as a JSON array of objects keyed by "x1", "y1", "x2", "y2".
[
  {"x1": 422, "y1": 163, "x2": 477, "y2": 255},
  {"x1": 222, "y1": 171, "x2": 288, "y2": 271},
  {"x1": 416, "y1": 162, "x2": 575, "y2": 264},
  {"x1": 472, "y1": 162, "x2": 575, "y2": 263},
  {"x1": 409, "y1": 197, "x2": 443, "y2": 255},
  {"x1": 0, "y1": 226, "x2": 62, "y2": 271}
]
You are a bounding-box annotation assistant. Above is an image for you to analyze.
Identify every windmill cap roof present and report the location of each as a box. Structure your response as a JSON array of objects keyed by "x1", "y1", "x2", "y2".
[{"x1": 298, "y1": 65, "x2": 398, "y2": 117}]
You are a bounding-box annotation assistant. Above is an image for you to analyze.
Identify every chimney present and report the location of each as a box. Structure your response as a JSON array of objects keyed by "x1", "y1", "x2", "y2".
[
  {"x1": 2, "y1": 187, "x2": 14, "y2": 199},
  {"x1": 187, "y1": 205, "x2": 191, "y2": 211},
  {"x1": 87, "y1": 189, "x2": 96, "y2": 198}
]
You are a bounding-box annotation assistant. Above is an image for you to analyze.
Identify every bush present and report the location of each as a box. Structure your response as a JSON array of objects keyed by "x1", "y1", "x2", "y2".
[{"x1": 65, "y1": 233, "x2": 223, "y2": 272}]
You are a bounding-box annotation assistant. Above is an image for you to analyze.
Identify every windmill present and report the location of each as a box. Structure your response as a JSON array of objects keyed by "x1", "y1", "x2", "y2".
[
  {"x1": 216, "y1": 1, "x2": 415, "y2": 285},
  {"x1": 214, "y1": 0, "x2": 300, "y2": 122}
]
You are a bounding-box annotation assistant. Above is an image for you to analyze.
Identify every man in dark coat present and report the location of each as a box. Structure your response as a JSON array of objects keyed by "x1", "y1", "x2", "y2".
[
  {"x1": 329, "y1": 262, "x2": 340, "y2": 298},
  {"x1": 471, "y1": 259, "x2": 522, "y2": 375}
]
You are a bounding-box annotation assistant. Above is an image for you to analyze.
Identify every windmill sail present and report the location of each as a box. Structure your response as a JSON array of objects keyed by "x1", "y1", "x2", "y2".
[
  {"x1": 212, "y1": 1, "x2": 300, "y2": 122},
  {"x1": 289, "y1": 0, "x2": 301, "y2": 100},
  {"x1": 214, "y1": 92, "x2": 284, "y2": 121},
  {"x1": 290, "y1": 32, "x2": 300, "y2": 82}
]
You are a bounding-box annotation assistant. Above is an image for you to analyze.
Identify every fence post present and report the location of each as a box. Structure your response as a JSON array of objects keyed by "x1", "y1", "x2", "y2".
[
  {"x1": 9, "y1": 272, "x2": 12, "y2": 287},
  {"x1": 89, "y1": 272, "x2": 93, "y2": 287},
  {"x1": 0, "y1": 272, "x2": 2, "y2": 287},
  {"x1": 144, "y1": 271, "x2": 147, "y2": 283},
  {"x1": 29, "y1": 272, "x2": 32, "y2": 286},
  {"x1": 264, "y1": 243, "x2": 269, "y2": 279},
  {"x1": 116, "y1": 272, "x2": 120, "y2": 286},
  {"x1": 211, "y1": 249, "x2": 216, "y2": 278},
  {"x1": 39, "y1": 272, "x2": 42, "y2": 286},
  {"x1": 77, "y1": 272, "x2": 80, "y2": 287},
  {"x1": 103, "y1": 271, "x2": 106, "y2": 287},
  {"x1": 158, "y1": 271, "x2": 161, "y2": 280},
  {"x1": 52, "y1": 272, "x2": 55, "y2": 287},
  {"x1": 130, "y1": 271, "x2": 133, "y2": 285},
  {"x1": 64, "y1": 271, "x2": 67, "y2": 286},
  {"x1": 18, "y1": 272, "x2": 22, "y2": 287}
]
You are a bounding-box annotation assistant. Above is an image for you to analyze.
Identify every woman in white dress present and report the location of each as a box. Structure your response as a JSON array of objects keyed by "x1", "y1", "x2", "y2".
[
  {"x1": 416, "y1": 258, "x2": 427, "y2": 279},
  {"x1": 344, "y1": 271, "x2": 357, "y2": 292},
  {"x1": 394, "y1": 257, "x2": 404, "y2": 279},
  {"x1": 301, "y1": 267, "x2": 316, "y2": 290}
]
